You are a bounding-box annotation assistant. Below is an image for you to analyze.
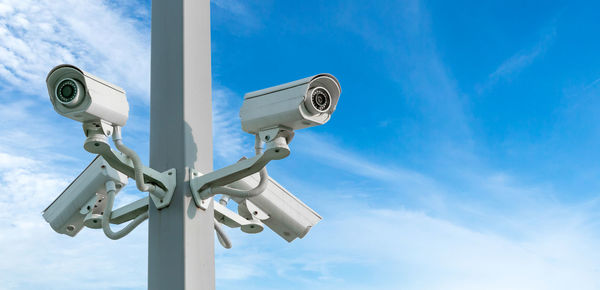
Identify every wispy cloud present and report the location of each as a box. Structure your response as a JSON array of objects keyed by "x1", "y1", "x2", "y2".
[
  {"x1": 583, "y1": 77, "x2": 600, "y2": 91},
  {"x1": 0, "y1": 150, "x2": 148, "y2": 289},
  {"x1": 336, "y1": 0, "x2": 472, "y2": 142},
  {"x1": 295, "y1": 133, "x2": 434, "y2": 185},
  {"x1": 229, "y1": 132, "x2": 600, "y2": 288},
  {"x1": 290, "y1": 132, "x2": 447, "y2": 210},
  {"x1": 215, "y1": 194, "x2": 600, "y2": 290},
  {"x1": 212, "y1": 0, "x2": 251, "y2": 18},
  {"x1": 0, "y1": 90, "x2": 150, "y2": 290},
  {"x1": 0, "y1": 2, "x2": 152, "y2": 288},
  {"x1": 212, "y1": 85, "x2": 254, "y2": 165},
  {"x1": 304, "y1": 206, "x2": 600, "y2": 290},
  {"x1": 210, "y1": 0, "x2": 269, "y2": 35},
  {"x1": 480, "y1": 27, "x2": 557, "y2": 92},
  {"x1": 0, "y1": 0, "x2": 150, "y2": 100}
]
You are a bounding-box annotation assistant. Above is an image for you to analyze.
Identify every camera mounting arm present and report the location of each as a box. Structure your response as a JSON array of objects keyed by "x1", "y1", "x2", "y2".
[
  {"x1": 110, "y1": 196, "x2": 151, "y2": 224},
  {"x1": 104, "y1": 193, "x2": 262, "y2": 249},
  {"x1": 82, "y1": 122, "x2": 176, "y2": 209},
  {"x1": 190, "y1": 128, "x2": 292, "y2": 210},
  {"x1": 101, "y1": 180, "x2": 149, "y2": 240}
]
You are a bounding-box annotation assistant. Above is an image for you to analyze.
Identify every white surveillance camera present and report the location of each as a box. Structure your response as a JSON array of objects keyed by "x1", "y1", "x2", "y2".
[
  {"x1": 229, "y1": 174, "x2": 322, "y2": 242},
  {"x1": 42, "y1": 156, "x2": 128, "y2": 237},
  {"x1": 46, "y1": 64, "x2": 129, "y2": 127},
  {"x1": 239, "y1": 74, "x2": 341, "y2": 135}
]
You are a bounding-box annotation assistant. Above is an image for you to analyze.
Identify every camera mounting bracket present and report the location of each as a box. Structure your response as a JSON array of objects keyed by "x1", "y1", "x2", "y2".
[
  {"x1": 190, "y1": 138, "x2": 290, "y2": 210},
  {"x1": 214, "y1": 202, "x2": 264, "y2": 233},
  {"x1": 83, "y1": 120, "x2": 113, "y2": 138},
  {"x1": 83, "y1": 134, "x2": 176, "y2": 209},
  {"x1": 258, "y1": 126, "x2": 294, "y2": 144},
  {"x1": 109, "y1": 197, "x2": 151, "y2": 224},
  {"x1": 106, "y1": 196, "x2": 264, "y2": 233}
]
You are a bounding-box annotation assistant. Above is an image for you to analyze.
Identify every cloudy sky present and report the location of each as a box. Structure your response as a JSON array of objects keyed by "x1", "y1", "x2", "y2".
[{"x1": 1, "y1": 0, "x2": 600, "y2": 289}]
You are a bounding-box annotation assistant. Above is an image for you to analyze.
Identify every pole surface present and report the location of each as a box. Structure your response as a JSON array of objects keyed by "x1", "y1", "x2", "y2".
[{"x1": 149, "y1": 0, "x2": 215, "y2": 289}]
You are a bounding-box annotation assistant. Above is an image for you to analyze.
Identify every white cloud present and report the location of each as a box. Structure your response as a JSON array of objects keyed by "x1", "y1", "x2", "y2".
[
  {"x1": 266, "y1": 132, "x2": 600, "y2": 289},
  {"x1": 0, "y1": 98, "x2": 149, "y2": 290},
  {"x1": 295, "y1": 133, "x2": 437, "y2": 186},
  {"x1": 0, "y1": 98, "x2": 90, "y2": 169},
  {"x1": 212, "y1": 0, "x2": 250, "y2": 17},
  {"x1": 0, "y1": 150, "x2": 148, "y2": 289},
  {"x1": 215, "y1": 198, "x2": 600, "y2": 290},
  {"x1": 0, "y1": 0, "x2": 150, "y2": 100},
  {"x1": 481, "y1": 27, "x2": 556, "y2": 92},
  {"x1": 210, "y1": 0, "x2": 265, "y2": 35},
  {"x1": 289, "y1": 132, "x2": 450, "y2": 211},
  {"x1": 0, "y1": 2, "x2": 152, "y2": 282},
  {"x1": 336, "y1": 0, "x2": 472, "y2": 140},
  {"x1": 212, "y1": 86, "x2": 253, "y2": 164},
  {"x1": 304, "y1": 206, "x2": 600, "y2": 290}
]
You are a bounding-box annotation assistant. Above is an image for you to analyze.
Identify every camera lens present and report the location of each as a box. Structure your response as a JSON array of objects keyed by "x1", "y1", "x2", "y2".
[
  {"x1": 311, "y1": 87, "x2": 331, "y2": 112},
  {"x1": 61, "y1": 84, "x2": 74, "y2": 99},
  {"x1": 55, "y1": 78, "x2": 83, "y2": 107},
  {"x1": 57, "y1": 79, "x2": 77, "y2": 103}
]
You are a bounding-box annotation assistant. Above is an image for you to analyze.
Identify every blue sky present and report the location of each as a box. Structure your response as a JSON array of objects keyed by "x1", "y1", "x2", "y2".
[{"x1": 1, "y1": 0, "x2": 600, "y2": 289}]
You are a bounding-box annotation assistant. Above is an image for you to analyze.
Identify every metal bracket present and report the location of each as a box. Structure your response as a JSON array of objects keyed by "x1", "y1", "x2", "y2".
[
  {"x1": 83, "y1": 120, "x2": 114, "y2": 138},
  {"x1": 189, "y1": 143, "x2": 289, "y2": 210},
  {"x1": 83, "y1": 137, "x2": 176, "y2": 209},
  {"x1": 214, "y1": 202, "x2": 264, "y2": 233},
  {"x1": 189, "y1": 169, "x2": 213, "y2": 210},
  {"x1": 258, "y1": 126, "x2": 294, "y2": 144},
  {"x1": 149, "y1": 168, "x2": 176, "y2": 209},
  {"x1": 110, "y1": 197, "x2": 150, "y2": 224},
  {"x1": 108, "y1": 196, "x2": 263, "y2": 233}
]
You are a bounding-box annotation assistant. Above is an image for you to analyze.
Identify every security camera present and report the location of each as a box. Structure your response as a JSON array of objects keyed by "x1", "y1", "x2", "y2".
[
  {"x1": 229, "y1": 173, "x2": 322, "y2": 242},
  {"x1": 46, "y1": 64, "x2": 129, "y2": 127},
  {"x1": 239, "y1": 74, "x2": 341, "y2": 136},
  {"x1": 42, "y1": 156, "x2": 128, "y2": 237}
]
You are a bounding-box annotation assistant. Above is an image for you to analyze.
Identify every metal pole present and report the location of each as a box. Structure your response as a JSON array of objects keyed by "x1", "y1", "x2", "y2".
[{"x1": 149, "y1": 0, "x2": 214, "y2": 289}]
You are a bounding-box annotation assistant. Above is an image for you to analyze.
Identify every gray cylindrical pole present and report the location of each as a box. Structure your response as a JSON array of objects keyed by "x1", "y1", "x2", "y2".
[{"x1": 149, "y1": 0, "x2": 215, "y2": 289}]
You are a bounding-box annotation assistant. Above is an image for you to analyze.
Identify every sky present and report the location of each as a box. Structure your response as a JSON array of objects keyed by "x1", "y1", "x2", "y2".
[{"x1": 1, "y1": 0, "x2": 600, "y2": 289}]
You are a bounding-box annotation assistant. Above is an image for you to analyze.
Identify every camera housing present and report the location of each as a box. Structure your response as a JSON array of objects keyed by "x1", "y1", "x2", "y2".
[
  {"x1": 46, "y1": 64, "x2": 129, "y2": 127},
  {"x1": 229, "y1": 173, "x2": 322, "y2": 242},
  {"x1": 42, "y1": 156, "x2": 128, "y2": 237},
  {"x1": 239, "y1": 74, "x2": 341, "y2": 135}
]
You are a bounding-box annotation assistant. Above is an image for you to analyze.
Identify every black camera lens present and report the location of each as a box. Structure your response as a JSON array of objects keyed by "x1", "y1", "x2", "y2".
[
  {"x1": 311, "y1": 87, "x2": 331, "y2": 112},
  {"x1": 57, "y1": 79, "x2": 79, "y2": 103},
  {"x1": 61, "y1": 84, "x2": 74, "y2": 99}
]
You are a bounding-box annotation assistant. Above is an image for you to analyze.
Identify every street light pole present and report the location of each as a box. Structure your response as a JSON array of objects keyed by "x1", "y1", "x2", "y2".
[{"x1": 148, "y1": 0, "x2": 215, "y2": 289}]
